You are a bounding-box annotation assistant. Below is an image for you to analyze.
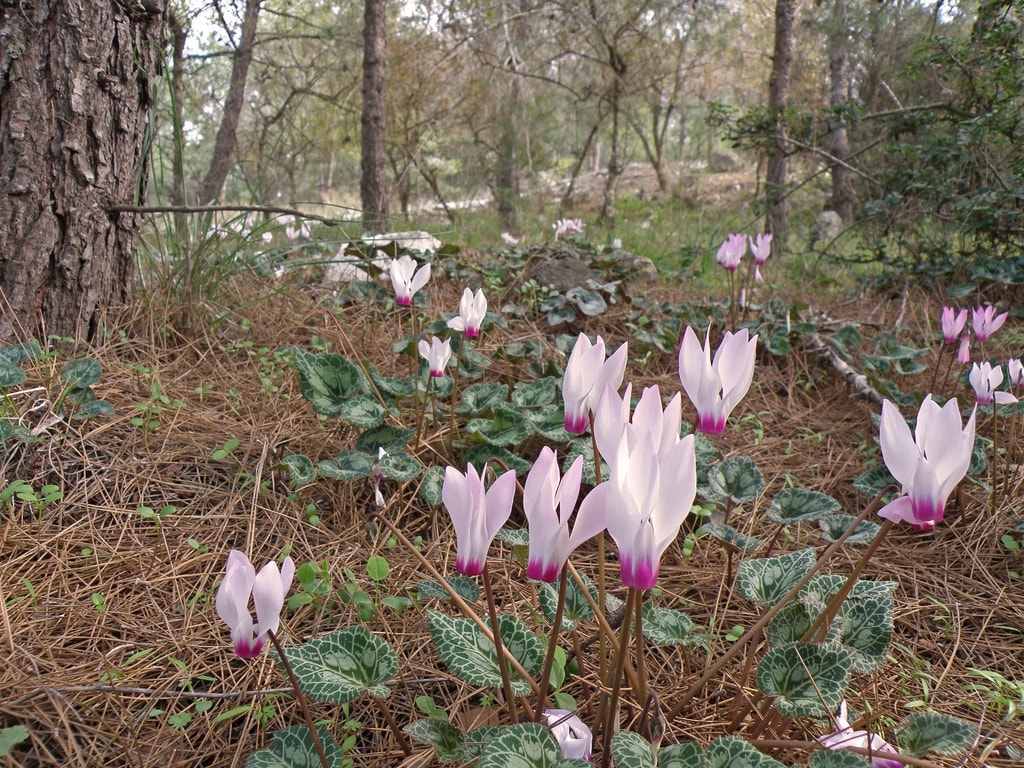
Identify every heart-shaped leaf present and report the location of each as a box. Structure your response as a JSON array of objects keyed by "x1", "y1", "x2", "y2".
[
  {"x1": 467, "y1": 404, "x2": 533, "y2": 447},
  {"x1": 611, "y1": 731, "x2": 654, "y2": 768},
  {"x1": 642, "y1": 605, "x2": 699, "y2": 646},
  {"x1": 292, "y1": 349, "x2": 367, "y2": 415},
  {"x1": 756, "y1": 643, "x2": 853, "y2": 717},
  {"x1": 897, "y1": 711, "x2": 976, "y2": 756},
  {"x1": 819, "y1": 515, "x2": 881, "y2": 545},
  {"x1": 380, "y1": 451, "x2": 422, "y2": 481},
  {"x1": 357, "y1": 425, "x2": 415, "y2": 454},
  {"x1": 737, "y1": 549, "x2": 816, "y2": 606},
  {"x1": 513, "y1": 378, "x2": 557, "y2": 408},
  {"x1": 476, "y1": 723, "x2": 561, "y2": 768},
  {"x1": 705, "y1": 736, "x2": 787, "y2": 768},
  {"x1": 708, "y1": 456, "x2": 764, "y2": 504},
  {"x1": 767, "y1": 488, "x2": 841, "y2": 524},
  {"x1": 279, "y1": 454, "x2": 316, "y2": 486},
  {"x1": 418, "y1": 576, "x2": 479, "y2": 603},
  {"x1": 275, "y1": 626, "x2": 397, "y2": 704},
  {"x1": 318, "y1": 450, "x2": 375, "y2": 480},
  {"x1": 458, "y1": 382, "x2": 510, "y2": 416},
  {"x1": 808, "y1": 749, "x2": 871, "y2": 767},
  {"x1": 245, "y1": 724, "x2": 343, "y2": 768},
  {"x1": 699, "y1": 523, "x2": 763, "y2": 552},
  {"x1": 337, "y1": 395, "x2": 388, "y2": 428},
  {"x1": 60, "y1": 358, "x2": 101, "y2": 388},
  {"x1": 404, "y1": 718, "x2": 464, "y2": 762}
]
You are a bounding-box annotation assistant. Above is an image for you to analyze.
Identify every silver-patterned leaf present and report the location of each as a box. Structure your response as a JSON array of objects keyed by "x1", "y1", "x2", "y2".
[
  {"x1": 245, "y1": 724, "x2": 343, "y2": 768},
  {"x1": 476, "y1": 723, "x2": 562, "y2": 768},
  {"x1": 708, "y1": 456, "x2": 764, "y2": 504},
  {"x1": 659, "y1": 742, "x2": 705, "y2": 768},
  {"x1": 699, "y1": 523, "x2": 763, "y2": 552},
  {"x1": 756, "y1": 643, "x2": 853, "y2": 717},
  {"x1": 610, "y1": 730, "x2": 655, "y2": 768},
  {"x1": 642, "y1": 605, "x2": 699, "y2": 646},
  {"x1": 403, "y1": 718, "x2": 464, "y2": 763},
  {"x1": 766, "y1": 488, "x2": 841, "y2": 524},
  {"x1": 275, "y1": 626, "x2": 397, "y2": 704},
  {"x1": 897, "y1": 711, "x2": 977, "y2": 757},
  {"x1": 819, "y1": 515, "x2": 881, "y2": 545},
  {"x1": 705, "y1": 736, "x2": 787, "y2": 768},
  {"x1": 736, "y1": 549, "x2": 816, "y2": 606}
]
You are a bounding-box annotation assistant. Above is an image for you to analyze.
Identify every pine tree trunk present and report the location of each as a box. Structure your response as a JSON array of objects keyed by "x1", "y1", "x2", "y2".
[
  {"x1": 0, "y1": 0, "x2": 167, "y2": 344},
  {"x1": 361, "y1": 0, "x2": 390, "y2": 234},
  {"x1": 828, "y1": 0, "x2": 853, "y2": 224},
  {"x1": 765, "y1": 0, "x2": 795, "y2": 256}
]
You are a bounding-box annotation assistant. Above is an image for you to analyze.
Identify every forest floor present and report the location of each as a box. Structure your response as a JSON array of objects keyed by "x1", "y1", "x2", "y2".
[{"x1": 1, "y1": 186, "x2": 1023, "y2": 768}]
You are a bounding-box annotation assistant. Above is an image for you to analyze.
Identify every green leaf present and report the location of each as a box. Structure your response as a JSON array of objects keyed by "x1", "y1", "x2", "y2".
[
  {"x1": 611, "y1": 730, "x2": 655, "y2": 768},
  {"x1": 379, "y1": 451, "x2": 422, "y2": 481},
  {"x1": 808, "y1": 750, "x2": 871, "y2": 768},
  {"x1": 476, "y1": 723, "x2": 562, "y2": 768},
  {"x1": 836, "y1": 594, "x2": 892, "y2": 673},
  {"x1": 642, "y1": 605, "x2": 700, "y2": 646},
  {"x1": 279, "y1": 454, "x2": 316, "y2": 485},
  {"x1": 0, "y1": 725, "x2": 30, "y2": 757},
  {"x1": 563, "y1": 437, "x2": 607, "y2": 486},
  {"x1": 318, "y1": 450, "x2": 375, "y2": 480},
  {"x1": 418, "y1": 576, "x2": 479, "y2": 603},
  {"x1": 495, "y1": 527, "x2": 529, "y2": 546},
  {"x1": 756, "y1": 643, "x2": 853, "y2": 717},
  {"x1": 513, "y1": 378, "x2": 557, "y2": 408},
  {"x1": 404, "y1": 719, "x2": 464, "y2": 762},
  {"x1": 356, "y1": 428, "x2": 411, "y2": 456},
  {"x1": 427, "y1": 611, "x2": 543, "y2": 695},
  {"x1": 852, "y1": 466, "x2": 897, "y2": 501},
  {"x1": 0, "y1": 340, "x2": 42, "y2": 364},
  {"x1": 767, "y1": 488, "x2": 841, "y2": 524},
  {"x1": 736, "y1": 549, "x2": 816, "y2": 606},
  {"x1": 245, "y1": 724, "x2": 344, "y2": 768},
  {"x1": 463, "y1": 444, "x2": 532, "y2": 475},
  {"x1": 766, "y1": 602, "x2": 812, "y2": 648},
  {"x1": 705, "y1": 736, "x2": 787, "y2": 768},
  {"x1": 699, "y1": 523, "x2": 763, "y2": 552},
  {"x1": 466, "y1": 404, "x2": 534, "y2": 447},
  {"x1": 419, "y1": 465, "x2": 445, "y2": 505},
  {"x1": 277, "y1": 626, "x2": 398, "y2": 703},
  {"x1": 460, "y1": 726, "x2": 505, "y2": 762},
  {"x1": 458, "y1": 382, "x2": 510, "y2": 416},
  {"x1": 0, "y1": 360, "x2": 27, "y2": 388},
  {"x1": 292, "y1": 348, "x2": 367, "y2": 415},
  {"x1": 366, "y1": 364, "x2": 415, "y2": 397},
  {"x1": 75, "y1": 399, "x2": 114, "y2": 419},
  {"x1": 539, "y1": 572, "x2": 596, "y2": 631},
  {"x1": 60, "y1": 357, "x2": 101, "y2": 388},
  {"x1": 708, "y1": 456, "x2": 764, "y2": 504},
  {"x1": 659, "y1": 742, "x2": 705, "y2": 768},
  {"x1": 819, "y1": 515, "x2": 881, "y2": 545},
  {"x1": 367, "y1": 556, "x2": 390, "y2": 582},
  {"x1": 897, "y1": 711, "x2": 977, "y2": 757},
  {"x1": 336, "y1": 395, "x2": 388, "y2": 428},
  {"x1": 526, "y1": 407, "x2": 573, "y2": 441}
]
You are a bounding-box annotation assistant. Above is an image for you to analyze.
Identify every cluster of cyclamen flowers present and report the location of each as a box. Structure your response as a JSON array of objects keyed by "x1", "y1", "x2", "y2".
[
  {"x1": 717, "y1": 231, "x2": 772, "y2": 282},
  {"x1": 941, "y1": 305, "x2": 1021, "y2": 405}
]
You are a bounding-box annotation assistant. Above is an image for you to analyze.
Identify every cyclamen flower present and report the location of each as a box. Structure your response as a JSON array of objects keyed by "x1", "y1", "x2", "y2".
[
  {"x1": 418, "y1": 336, "x2": 452, "y2": 378},
  {"x1": 553, "y1": 218, "x2": 584, "y2": 240},
  {"x1": 971, "y1": 305, "x2": 1008, "y2": 343},
  {"x1": 562, "y1": 333, "x2": 628, "y2": 434},
  {"x1": 877, "y1": 396, "x2": 976, "y2": 531},
  {"x1": 447, "y1": 287, "x2": 487, "y2": 338},
  {"x1": 956, "y1": 333, "x2": 971, "y2": 364},
  {"x1": 389, "y1": 254, "x2": 431, "y2": 307},
  {"x1": 580, "y1": 385, "x2": 697, "y2": 589},
  {"x1": 441, "y1": 463, "x2": 516, "y2": 576},
  {"x1": 543, "y1": 709, "x2": 593, "y2": 761},
  {"x1": 941, "y1": 307, "x2": 968, "y2": 344},
  {"x1": 1008, "y1": 358, "x2": 1024, "y2": 389},
  {"x1": 749, "y1": 233, "x2": 772, "y2": 283},
  {"x1": 819, "y1": 702, "x2": 902, "y2": 768},
  {"x1": 501, "y1": 232, "x2": 520, "y2": 246},
  {"x1": 215, "y1": 550, "x2": 295, "y2": 660},
  {"x1": 524, "y1": 448, "x2": 604, "y2": 583},
  {"x1": 677, "y1": 326, "x2": 758, "y2": 435},
  {"x1": 969, "y1": 362, "x2": 1017, "y2": 405},
  {"x1": 716, "y1": 233, "x2": 747, "y2": 271}
]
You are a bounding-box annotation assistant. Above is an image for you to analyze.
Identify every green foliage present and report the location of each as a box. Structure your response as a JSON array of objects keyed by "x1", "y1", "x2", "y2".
[
  {"x1": 699, "y1": 523, "x2": 763, "y2": 552},
  {"x1": 707, "y1": 456, "x2": 764, "y2": 505},
  {"x1": 275, "y1": 627, "x2": 398, "y2": 704},
  {"x1": 808, "y1": 751, "x2": 871, "y2": 768},
  {"x1": 736, "y1": 549, "x2": 816, "y2": 607},
  {"x1": 766, "y1": 489, "x2": 841, "y2": 524},
  {"x1": 641, "y1": 605, "x2": 701, "y2": 646},
  {"x1": 404, "y1": 718, "x2": 464, "y2": 763},
  {"x1": 418, "y1": 576, "x2": 480, "y2": 603},
  {"x1": 818, "y1": 515, "x2": 882, "y2": 545},
  {"x1": 245, "y1": 724, "x2": 344, "y2": 768},
  {"x1": 475, "y1": 723, "x2": 561, "y2": 768},
  {"x1": 0, "y1": 725, "x2": 29, "y2": 758},
  {"x1": 756, "y1": 643, "x2": 853, "y2": 717},
  {"x1": 897, "y1": 711, "x2": 977, "y2": 757},
  {"x1": 539, "y1": 572, "x2": 596, "y2": 631},
  {"x1": 705, "y1": 736, "x2": 787, "y2": 768}
]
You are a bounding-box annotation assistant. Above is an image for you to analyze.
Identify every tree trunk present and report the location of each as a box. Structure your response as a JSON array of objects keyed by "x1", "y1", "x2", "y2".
[
  {"x1": 827, "y1": 0, "x2": 853, "y2": 224},
  {"x1": 168, "y1": 10, "x2": 188, "y2": 240},
  {"x1": 361, "y1": 0, "x2": 390, "y2": 234},
  {"x1": 601, "y1": 45, "x2": 627, "y2": 226},
  {"x1": 0, "y1": 0, "x2": 167, "y2": 344},
  {"x1": 197, "y1": 0, "x2": 261, "y2": 205},
  {"x1": 765, "y1": 0, "x2": 796, "y2": 256}
]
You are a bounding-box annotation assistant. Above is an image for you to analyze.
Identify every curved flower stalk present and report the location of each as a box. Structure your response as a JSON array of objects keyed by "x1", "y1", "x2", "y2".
[
  {"x1": 969, "y1": 362, "x2": 1018, "y2": 405},
  {"x1": 716, "y1": 233, "x2": 747, "y2": 271},
  {"x1": 819, "y1": 701, "x2": 902, "y2": 768},
  {"x1": 215, "y1": 550, "x2": 295, "y2": 660},
  {"x1": 971, "y1": 305, "x2": 1008, "y2": 344},
  {"x1": 447, "y1": 287, "x2": 487, "y2": 338},
  {"x1": 441, "y1": 463, "x2": 517, "y2": 576},
  {"x1": 389, "y1": 254, "x2": 431, "y2": 307},
  {"x1": 877, "y1": 396, "x2": 975, "y2": 530},
  {"x1": 581, "y1": 385, "x2": 697, "y2": 589},
  {"x1": 562, "y1": 333, "x2": 629, "y2": 434},
  {"x1": 543, "y1": 709, "x2": 593, "y2": 761},
  {"x1": 418, "y1": 336, "x2": 452, "y2": 378},
  {"x1": 941, "y1": 307, "x2": 968, "y2": 344},
  {"x1": 524, "y1": 448, "x2": 603, "y2": 582},
  {"x1": 677, "y1": 326, "x2": 758, "y2": 435}
]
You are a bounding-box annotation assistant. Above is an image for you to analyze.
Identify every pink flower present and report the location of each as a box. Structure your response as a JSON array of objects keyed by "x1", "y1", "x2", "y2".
[
  {"x1": 941, "y1": 307, "x2": 968, "y2": 344},
  {"x1": 447, "y1": 288, "x2": 487, "y2": 338},
  {"x1": 956, "y1": 333, "x2": 971, "y2": 364},
  {"x1": 418, "y1": 336, "x2": 452, "y2": 378},
  {"x1": 501, "y1": 232, "x2": 520, "y2": 246},
  {"x1": 749, "y1": 233, "x2": 772, "y2": 283},
  {"x1": 561, "y1": 333, "x2": 628, "y2": 434},
  {"x1": 677, "y1": 326, "x2": 758, "y2": 435},
  {"x1": 215, "y1": 551, "x2": 295, "y2": 660},
  {"x1": 819, "y1": 702, "x2": 902, "y2": 768},
  {"x1": 716, "y1": 233, "x2": 747, "y2": 271},
  {"x1": 969, "y1": 362, "x2": 1017, "y2": 405},
  {"x1": 971, "y1": 305, "x2": 1008, "y2": 343},
  {"x1": 543, "y1": 709, "x2": 593, "y2": 761},
  {"x1": 580, "y1": 385, "x2": 697, "y2": 589},
  {"x1": 441, "y1": 463, "x2": 517, "y2": 576},
  {"x1": 524, "y1": 448, "x2": 603, "y2": 583},
  {"x1": 1008, "y1": 358, "x2": 1024, "y2": 389},
  {"x1": 389, "y1": 254, "x2": 431, "y2": 307},
  {"x1": 877, "y1": 396, "x2": 975, "y2": 530},
  {"x1": 553, "y1": 218, "x2": 584, "y2": 240}
]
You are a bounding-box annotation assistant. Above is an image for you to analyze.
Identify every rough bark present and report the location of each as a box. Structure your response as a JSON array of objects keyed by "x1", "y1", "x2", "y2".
[
  {"x1": 765, "y1": 0, "x2": 795, "y2": 257},
  {"x1": 601, "y1": 45, "x2": 627, "y2": 225},
  {"x1": 827, "y1": 0, "x2": 853, "y2": 224},
  {"x1": 0, "y1": 0, "x2": 167, "y2": 344},
  {"x1": 361, "y1": 0, "x2": 390, "y2": 233},
  {"x1": 196, "y1": 0, "x2": 261, "y2": 205}
]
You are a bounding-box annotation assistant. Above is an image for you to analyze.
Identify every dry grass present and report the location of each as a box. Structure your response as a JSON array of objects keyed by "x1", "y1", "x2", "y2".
[{"x1": 1, "y1": 268, "x2": 1022, "y2": 768}]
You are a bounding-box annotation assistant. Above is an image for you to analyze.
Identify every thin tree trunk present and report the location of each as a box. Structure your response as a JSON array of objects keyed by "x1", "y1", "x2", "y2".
[
  {"x1": 0, "y1": 0, "x2": 168, "y2": 343},
  {"x1": 169, "y1": 10, "x2": 188, "y2": 240},
  {"x1": 601, "y1": 45, "x2": 627, "y2": 225},
  {"x1": 765, "y1": 0, "x2": 796, "y2": 256},
  {"x1": 197, "y1": 0, "x2": 262, "y2": 205},
  {"x1": 828, "y1": 0, "x2": 853, "y2": 224},
  {"x1": 361, "y1": 0, "x2": 390, "y2": 233}
]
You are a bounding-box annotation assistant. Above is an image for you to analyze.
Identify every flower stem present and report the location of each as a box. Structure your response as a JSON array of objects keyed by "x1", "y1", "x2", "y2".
[
  {"x1": 267, "y1": 629, "x2": 330, "y2": 768},
  {"x1": 633, "y1": 591, "x2": 647, "y2": 706},
  {"x1": 482, "y1": 563, "x2": 519, "y2": 723},
  {"x1": 535, "y1": 563, "x2": 569, "y2": 721},
  {"x1": 990, "y1": 399, "x2": 999, "y2": 515},
  {"x1": 371, "y1": 694, "x2": 412, "y2": 756},
  {"x1": 599, "y1": 587, "x2": 637, "y2": 768}
]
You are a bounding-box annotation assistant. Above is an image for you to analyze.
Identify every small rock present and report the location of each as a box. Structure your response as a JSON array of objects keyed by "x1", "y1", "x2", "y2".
[{"x1": 709, "y1": 151, "x2": 742, "y2": 172}]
